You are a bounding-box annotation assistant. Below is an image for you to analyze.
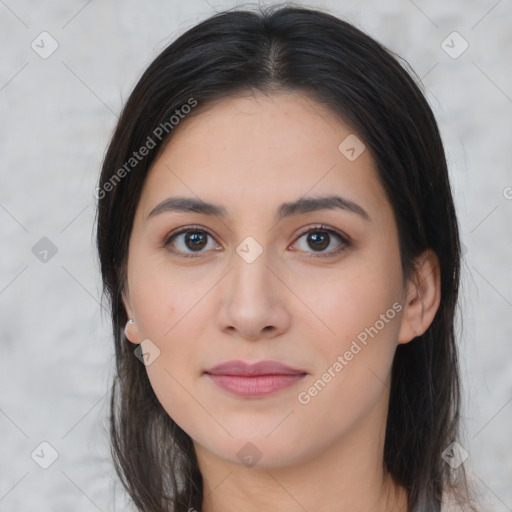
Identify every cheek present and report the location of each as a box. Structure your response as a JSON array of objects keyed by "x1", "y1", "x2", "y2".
[
  {"x1": 144, "y1": 356, "x2": 202, "y2": 440},
  {"x1": 294, "y1": 274, "x2": 401, "y2": 437},
  {"x1": 297, "y1": 262, "x2": 402, "y2": 347},
  {"x1": 130, "y1": 266, "x2": 206, "y2": 433},
  {"x1": 129, "y1": 255, "x2": 210, "y2": 362},
  {"x1": 129, "y1": 256, "x2": 189, "y2": 336},
  {"x1": 295, "y1": 256, "x2": 403, "y2": 398}
]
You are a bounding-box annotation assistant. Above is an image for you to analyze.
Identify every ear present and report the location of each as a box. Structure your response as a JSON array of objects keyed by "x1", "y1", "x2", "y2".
[
  {"x1": 397, "y1": 249, "x2": 441, "y2": 344},
  {"x1": 121, "y1": 287, "x2": 143, "y2": 345}
]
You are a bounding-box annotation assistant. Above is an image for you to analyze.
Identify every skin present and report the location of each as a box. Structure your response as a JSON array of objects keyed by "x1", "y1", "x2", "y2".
[{"x1": 123, "y1": 91, "x2": 441, "y2": 512}]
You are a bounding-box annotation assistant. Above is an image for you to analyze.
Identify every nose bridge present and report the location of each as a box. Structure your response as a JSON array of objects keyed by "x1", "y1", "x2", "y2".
[
  {"x1": 231, "y1": 235, "x2": 274, "y2": 301},
  {"x1": 216, "y1": 234, "x2": 290, "y2": 339}
]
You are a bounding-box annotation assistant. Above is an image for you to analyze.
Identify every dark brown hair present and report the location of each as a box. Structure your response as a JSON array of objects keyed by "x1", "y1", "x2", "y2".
[{"x1": 96, "y1": 4, "x2": 480, "y2": 511}]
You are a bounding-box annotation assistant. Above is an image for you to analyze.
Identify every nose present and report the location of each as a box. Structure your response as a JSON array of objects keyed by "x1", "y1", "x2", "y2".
[{"x1": 215, "y1": 244, "x2": 291, "y2": 341}]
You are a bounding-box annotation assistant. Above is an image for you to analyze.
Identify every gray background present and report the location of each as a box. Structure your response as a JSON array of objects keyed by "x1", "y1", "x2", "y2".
[{"x1": 0, "y1": 0, "x2": 511, "y2": 510}]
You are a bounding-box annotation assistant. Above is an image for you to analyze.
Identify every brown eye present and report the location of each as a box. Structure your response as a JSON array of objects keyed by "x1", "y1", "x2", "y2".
[
  {"x1": 183, "y1": 231, "x2": 208, "y2": 250},
  {"x1": 165, "y1": 227, "x2": 219, "y2": 257},
  {"x1": 292, "y1": 226, "x2": 350, "y2": 258},
  {"x1": 306, "y1": 231, "x2": 330, "y2": 251}
]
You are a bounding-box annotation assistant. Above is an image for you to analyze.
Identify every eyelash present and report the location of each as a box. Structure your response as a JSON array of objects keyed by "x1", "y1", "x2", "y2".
[{"x1": 164, "y1": 224, "x2": 351, "y2": 259}]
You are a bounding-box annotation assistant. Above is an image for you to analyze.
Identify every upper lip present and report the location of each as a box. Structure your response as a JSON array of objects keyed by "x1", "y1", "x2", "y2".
[{"x1": 205, "y1": 360, "x2": 307, "y2": 376}]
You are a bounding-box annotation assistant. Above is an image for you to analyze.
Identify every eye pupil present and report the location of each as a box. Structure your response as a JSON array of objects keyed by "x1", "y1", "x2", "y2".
[
  {"x1": 186, "y1": 231, "x2": 207, "y2": 250},
  {"x1": 307, "y1": 231, "x2": 329, "y2": 251}
]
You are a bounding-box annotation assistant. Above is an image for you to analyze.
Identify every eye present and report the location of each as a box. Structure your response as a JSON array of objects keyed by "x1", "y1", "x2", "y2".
[
  {"x1": 164, "y1": 224, "x2": 350, "y2": 259},
  {"x1": 164, "y1": 225, "x2": 220, "y2": 258},
  {"x1": 291, "y1": 225, "x2": 350, "y2": 258}
]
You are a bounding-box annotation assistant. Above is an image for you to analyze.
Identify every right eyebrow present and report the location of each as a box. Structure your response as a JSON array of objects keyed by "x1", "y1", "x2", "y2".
[{"x1": 147, "y1": 196, "x2": 227, "y2": 220}]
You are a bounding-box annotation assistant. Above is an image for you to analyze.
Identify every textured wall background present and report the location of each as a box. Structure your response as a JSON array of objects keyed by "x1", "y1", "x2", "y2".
[{"x1": 0, "y1": 0, "x2": 511, "y2": 510}]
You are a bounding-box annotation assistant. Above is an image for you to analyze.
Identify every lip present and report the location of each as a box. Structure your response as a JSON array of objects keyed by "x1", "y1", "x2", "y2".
[
  {"x1": 205, "y1": 359, "x2": 307, "y2": 376},
  {"x1": 204, "y1": 360, "x2": 307, "y2": 398}
]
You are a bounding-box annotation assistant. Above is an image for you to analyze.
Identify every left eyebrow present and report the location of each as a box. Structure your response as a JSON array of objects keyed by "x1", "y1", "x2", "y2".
[
  {"x1": 277, "y1": 195, "x2": 371, "y2": 222},
  {"x1": 146, "y1": 194, "x2": 371, "y2": 222}
]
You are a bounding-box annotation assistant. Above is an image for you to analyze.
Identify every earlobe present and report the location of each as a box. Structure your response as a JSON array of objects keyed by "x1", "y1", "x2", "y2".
[
  {"x1": 397, "y1": 249, "x2": 441, "y2": 344},
  {"x1": 124, "y1": 317, "x2": 141, "y2": 344},
  {"x1": 121, "y1": 289, "x2": 142, "y2": 344}
]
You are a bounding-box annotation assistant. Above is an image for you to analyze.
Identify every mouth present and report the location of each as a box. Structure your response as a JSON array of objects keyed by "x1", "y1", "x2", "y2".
[{"x1": 204, "y1": 360, "x2": 307, "y2": 398}]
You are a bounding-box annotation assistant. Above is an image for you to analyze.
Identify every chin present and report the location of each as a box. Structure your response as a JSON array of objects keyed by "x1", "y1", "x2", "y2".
[{"x1": 209, "y1": 433, "x2": 314, "y2": 470}]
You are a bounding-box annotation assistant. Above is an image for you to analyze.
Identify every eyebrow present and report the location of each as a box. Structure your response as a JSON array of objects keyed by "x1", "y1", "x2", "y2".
[{"x1": 147, "y1": 194, "x2": 371, "y2": 222}]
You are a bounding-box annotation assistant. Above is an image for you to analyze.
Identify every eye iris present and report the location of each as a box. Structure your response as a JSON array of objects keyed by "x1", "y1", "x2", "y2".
[
  {"x1": 307, "y1": 231, "x2": 329, "y2": 251},
  {"x1": 185, "y1": 231, "x2": 207, "y2": 250}
]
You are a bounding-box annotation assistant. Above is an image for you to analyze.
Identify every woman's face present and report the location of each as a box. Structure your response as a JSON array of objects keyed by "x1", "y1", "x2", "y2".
[{"x1": 123, "y1": 91, "x2": 411, "y2": 469}]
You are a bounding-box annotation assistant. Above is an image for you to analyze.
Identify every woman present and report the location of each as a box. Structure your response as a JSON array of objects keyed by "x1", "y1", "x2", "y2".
[{"x1": 96, "y1": 5, "x2": 482, "y2": 511}]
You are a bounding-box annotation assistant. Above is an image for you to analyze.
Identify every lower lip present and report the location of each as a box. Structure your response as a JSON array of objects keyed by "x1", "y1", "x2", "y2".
[{"x1": 206, "y1": 373, "x2": 306, "y2": 397}]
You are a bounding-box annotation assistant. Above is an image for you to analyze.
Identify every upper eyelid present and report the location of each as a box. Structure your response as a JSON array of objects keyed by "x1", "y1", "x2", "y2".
[
  {"x1": 165, "y1": 225, "x2": 217, "y2": 244},
  {"x1": 294, "y1": 224, "x2": 349, "y2": 242}
]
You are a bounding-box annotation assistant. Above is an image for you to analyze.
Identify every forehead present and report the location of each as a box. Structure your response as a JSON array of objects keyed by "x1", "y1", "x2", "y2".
[{"x1": 137, "y1": 91, "x2": 390, "y2": 223}]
